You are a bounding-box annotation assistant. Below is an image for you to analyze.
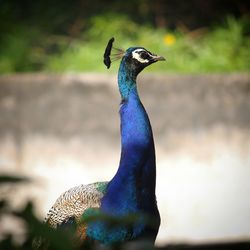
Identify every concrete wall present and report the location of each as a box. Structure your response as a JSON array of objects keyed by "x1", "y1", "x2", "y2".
[{"x1": 0, "y1": 73, "x2": 250, "y2": 244}]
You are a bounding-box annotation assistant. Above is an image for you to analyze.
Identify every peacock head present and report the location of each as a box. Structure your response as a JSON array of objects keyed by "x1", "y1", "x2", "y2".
[
  {"x1": 121, "y1": 47, "x2": 165, "y2": 75},
  {"x1": 104, "y1": 38, "x2": 165, "y2": 76}
]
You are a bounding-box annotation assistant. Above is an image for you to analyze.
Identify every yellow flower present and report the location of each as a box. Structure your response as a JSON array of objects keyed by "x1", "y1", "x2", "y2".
[{"x1": 164, "y1": 34, "x2": 176, "y2": 46}]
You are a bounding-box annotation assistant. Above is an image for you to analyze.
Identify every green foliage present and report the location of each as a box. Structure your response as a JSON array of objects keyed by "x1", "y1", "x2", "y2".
[
  {"x1": 0, "y1": 15, "x2": 249, "y2": 73},
  {"x1": 165, "y1": 16, "x2": 250, "y2": 73},
  {"x1": 0, "y1": 24, "x2": 69, "y2": 73}
]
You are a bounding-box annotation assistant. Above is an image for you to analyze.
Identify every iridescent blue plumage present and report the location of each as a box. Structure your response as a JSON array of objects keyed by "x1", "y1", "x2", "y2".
[
  {"x1": 86, "y1": 46, "x2": 165, "y2": 244},
  {"x1": 42, "y1": 41, "x2": 165, "y2": 248}
]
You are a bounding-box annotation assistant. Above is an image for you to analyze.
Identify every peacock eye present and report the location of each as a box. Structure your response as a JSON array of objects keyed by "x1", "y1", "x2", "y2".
[{"x1": 140, "y1": 51, "x2": 148, "y2": 60}]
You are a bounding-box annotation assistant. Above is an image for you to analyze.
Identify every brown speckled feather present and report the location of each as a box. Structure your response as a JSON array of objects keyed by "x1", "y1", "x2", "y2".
[{"x1": 45, "y1": 182, "x2": 108, "y2": 229}]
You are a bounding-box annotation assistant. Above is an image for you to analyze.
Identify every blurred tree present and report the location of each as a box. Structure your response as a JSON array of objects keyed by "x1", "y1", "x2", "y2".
[{"x1": 1, "y1": 0, "x2": 249, "y2": 34}]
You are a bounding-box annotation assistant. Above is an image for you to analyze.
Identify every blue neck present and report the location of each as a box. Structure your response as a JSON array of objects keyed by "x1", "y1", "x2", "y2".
[
  {"x1": 86, "y1": 59, "x2": 159, "y2": 244},
  {"x1": 101, "y1": 60, "x2": 156, "y2": 214},
  {"x1": 118, "y1": 57, "x2": 138, "y2": 100}
]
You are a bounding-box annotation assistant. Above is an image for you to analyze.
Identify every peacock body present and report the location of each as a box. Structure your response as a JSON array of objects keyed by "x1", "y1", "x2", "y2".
[{"x1": 44, "y1": 39, "x2": 165, "y2": 245}]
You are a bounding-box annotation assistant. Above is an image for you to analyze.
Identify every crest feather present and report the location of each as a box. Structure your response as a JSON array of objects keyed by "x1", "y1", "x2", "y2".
[{"x1": 103, "y1": 37, "x2": 125, "y2": 69}]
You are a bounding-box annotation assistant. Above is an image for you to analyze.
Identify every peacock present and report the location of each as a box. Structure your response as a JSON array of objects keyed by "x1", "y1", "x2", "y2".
[{"x1": 43, "y1": 38, "x2": 165, "y2": 245}]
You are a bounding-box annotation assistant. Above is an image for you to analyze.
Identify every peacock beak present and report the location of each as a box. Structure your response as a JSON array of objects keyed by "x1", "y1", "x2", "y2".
[{"x1": 151, "y1": 54, "x2": 166, "y2": 62}]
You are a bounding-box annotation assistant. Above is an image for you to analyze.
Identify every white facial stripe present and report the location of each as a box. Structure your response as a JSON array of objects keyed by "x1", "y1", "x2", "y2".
[{"x1": 132, "y1": 49, "x2": 149, "y2": 63}]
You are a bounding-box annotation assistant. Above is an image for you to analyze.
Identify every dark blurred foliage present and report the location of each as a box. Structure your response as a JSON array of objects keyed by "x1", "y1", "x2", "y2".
[
  {"x1": 1, "y1": 0, "x2": 250, "y2": 36},
  {"x1": 152, "y1": 0, "x2": 250, "y2": 29}
]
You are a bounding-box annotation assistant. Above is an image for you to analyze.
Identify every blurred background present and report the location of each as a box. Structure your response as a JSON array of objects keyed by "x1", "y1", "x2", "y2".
[
  {"x1": 0, "y1": 0, "x2": 250, "y2": 247},
  {"x1": 0, "y1": 0, "x2": 250, "y2": 73}
]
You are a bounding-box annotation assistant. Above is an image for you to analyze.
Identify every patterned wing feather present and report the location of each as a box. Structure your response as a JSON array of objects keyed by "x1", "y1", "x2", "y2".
[{"x1": 45, "y1": 182, "x2": 108, "y2": 229}]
